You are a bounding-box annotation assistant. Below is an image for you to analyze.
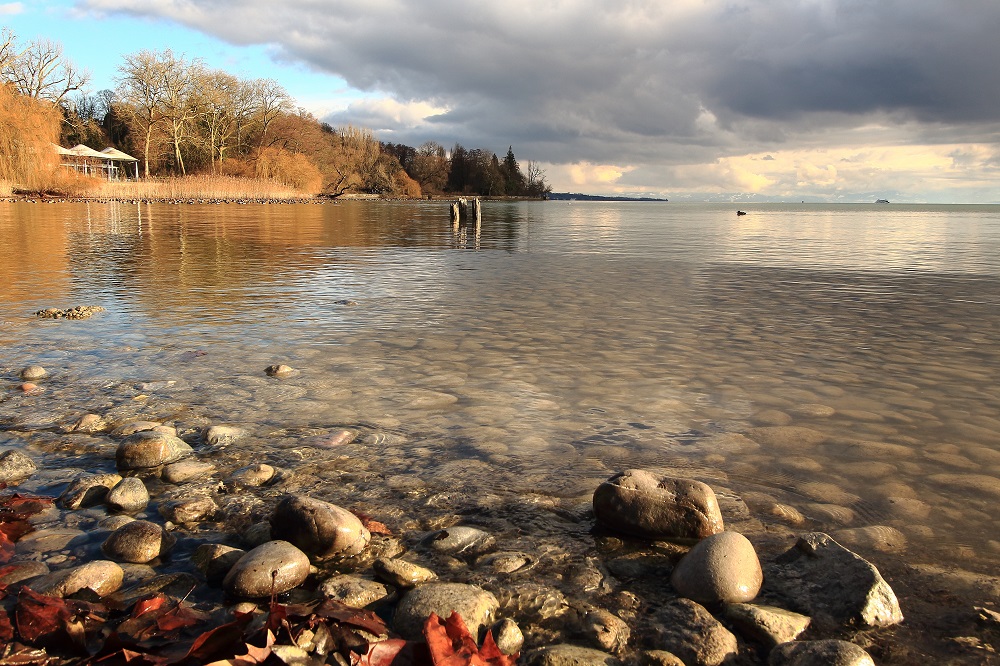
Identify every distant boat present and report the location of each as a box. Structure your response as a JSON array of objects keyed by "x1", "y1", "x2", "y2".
[
  {"x1": 736, "y1": 210, "x2": 747, "y2": 216},
  {"x1": 875, "y1": 199, "x2": 890, "y2": 204}
]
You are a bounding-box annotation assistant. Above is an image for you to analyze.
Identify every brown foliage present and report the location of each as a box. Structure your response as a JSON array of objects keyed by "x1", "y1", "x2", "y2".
[
  {"x1": 0, "y1": 83, "x2": 60, "y2": 191},
  {"x1": 253, "y1": 146, "x2": 323, "y2": 195}
]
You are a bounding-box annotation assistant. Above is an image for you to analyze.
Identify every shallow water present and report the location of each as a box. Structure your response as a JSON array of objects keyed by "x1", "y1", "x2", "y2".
[{"x1": 2, "y1": 200, "x2": 1000, "y2": 636}]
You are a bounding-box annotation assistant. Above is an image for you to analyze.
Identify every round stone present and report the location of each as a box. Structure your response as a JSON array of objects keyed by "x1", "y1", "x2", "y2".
[
  {"x1": 265, "y1": 364, "x2": 295, "y2": 377},
  {"x1": 116, "y1": 431, "x2": 193, "y2": 470},
  {"x1": 102, "y1": 520, "x2": 176, "y2": 564},
  {"x1": 19, "y1": 365, "x2": 47, "y2": 381},
  {"x1": 671, "y1": 531, "x2": 763, "y2": 604},
  {"x1": 269, "y1": 494, "x2": 370, "y2": 560},
  {"x1": 105, "y1": 477, "x2": 149, "y2": 514},
  {"x1": 30, "y1": 560, "x2": 124, "y2": 598},
  {"x1": 768, "y1": 639, "x2": 874, "y2": 666},
  {"x1": 59, "y1": 473, "x2": 123, "y2": 510},
  {"x1": 223, "y1": 540, "x2": 311, "y2": 599},
  {"x1": 193, "y1": 544, "x2": 246, "y2": 581},
  {"x1": 373, "y1": 557, "x2": 438, "y2": 588}
]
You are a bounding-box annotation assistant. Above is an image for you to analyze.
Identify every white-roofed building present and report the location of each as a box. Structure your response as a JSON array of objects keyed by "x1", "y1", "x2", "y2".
[{"x1": 54, "y1": 144, "x2": 140, "y2": 180}]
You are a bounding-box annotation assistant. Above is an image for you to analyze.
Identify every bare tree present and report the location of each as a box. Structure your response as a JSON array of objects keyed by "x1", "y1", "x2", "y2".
[
  {"x1": 0, "y1": 27, "x2": 15, "y2": 73},
  {"x1": 2, "y1": 37, "x2": 90, "y2": 104},
  {"x1": 158, "y1": 52, "x2": 203, "y2": 175},
  {"x1": 250, "y1": 78, "x2": 291, "y2": 147},
  {"x1": 115, "y1": 50, "x2": 169, "y2": 177}
]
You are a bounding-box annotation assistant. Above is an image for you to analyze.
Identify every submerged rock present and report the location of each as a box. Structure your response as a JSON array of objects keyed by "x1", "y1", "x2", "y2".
[
  {"x1": 30, "y1": 560, "x2": 124, "y2": 598},
  {"x1": 723, "y1": 603, "x2": 811, "y2": 647},
  {"x1": 318, "y1": 574, "x2": 394, "y2": 608},
  {"x1": 59, "y1": 473, "x2": 123, "y2": 509},
  {"x1": 102, "y1": 520, "x2": 176, "y2": 564},
  {"x1": 373, "y1": 557, "x2": 438, "y2": 588},
  {"x1": 523, "y1": 645, "x2": 622, "y2": 666},
  {"x1": 427, "y1": 525, "x2": 496, "y2": 556},
  {"x1": 269, "y1": 494, "x2": 370, "y2": 560},
  {"x1": 393, "y1": 582, "x2": 499, "y2": 641},
  {"x1": 193, "y1": 544, "x2": 246, "y2": 581},
  {"x1": 671, "y1": 531, "x2": 763, "y2": 604},
  {"x1": 768, "y1": 639, "x2": 874, "y2": 665},
  {"x1": 582, "y1": 608, "x2": 630, "y2": 654},
  {"x1": 593, "y1": 469, "x2": 724, "y2": 540},
  {"x1": 116, "y1": 431, "x2": 193, "y2": 470},
  {"x1": 766, "y1": 532, "x2": 903, "y2": 629},
  {"x1": 19, "y1": 365, "x2": 47, "y2": 381}
]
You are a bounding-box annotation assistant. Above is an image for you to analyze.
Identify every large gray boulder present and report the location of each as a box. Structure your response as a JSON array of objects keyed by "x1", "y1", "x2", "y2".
[
  {"x1": 593, "y1": 470, "x2": 724, "y2": 540},
  {"x1": 765, "y1": 532, "x2": 903, "y2": 629},
  {"x1": 269, "y1": 494, "x2": 370, "y2": 560}
]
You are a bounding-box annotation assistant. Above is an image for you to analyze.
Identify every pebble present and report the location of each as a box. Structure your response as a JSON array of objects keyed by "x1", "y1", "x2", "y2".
[
  {"x1": 269, "y1": 494, "x2": 370, "y2": 560},
  {"x1": 318, "y1": 574, "x2": 394, "y2": 608},
  {"x1": 102, "y1": 520, "x2": 176, "y2": 563},
  {"x1": 265, "y1": 364, "x2": 296, "y2": 377},
  {"x1": 71, "y1": 413, "x2": 108, "y2": 433},
  {"x1": 105, "y1": 477, "x2": 150, "y2": 514},
  {"x1": 373, "y1": 557, "x2": 438, "y2": 588},
  {"x1": 651, "y1": 599, "x2": 738, "y2": 666},
  {"x1": 203, "y1": 425, "x2": 246, "y2": 446},
  {"x1": 427, "y1": 525, "x2": 496, "y2": 556},
  {"x1": 393, "y1": 582, "x2": 499, "y2": 640},
  {"x1": 59, "y1": 472, "x2": 123, "y2": 509},
  {"x1": 768, "y1": 639, "x2": 874, "y2": 666},
  {"x1": 0, "y1": 449, "x2": 37, "y2": 483},
  {"x1": 227, "y1": 463, "x2": 276, "y2": 489},
  {"x1": 19, "y1": 365, "x2": 47, "y2": 380},
  {"x1": 223, "y1": 540, "x2": 311, "y2": 599},
  {"x1": 30, "y1": 560, "x2": 124, "y2": 598},
  {"x1": 723, "y1": 603, "x2": 811, "y2": 647},
  {"x1": 582, "y1": 608, "x2": 630, "y2": 654},
  {"x1": 593, "y1": 469, "x2": 724, "y2": 540},
  {"x1": 193, "y1": 543, "x2": 246, "y2": 580},
  {"x1": 524, "y1": 645, "x2": 622, "y2": 666},
  {"x1": 493, "y1": 618, "x2": 524, "y2": 655},
  {"x1": 670, "y1": 531, "x2": 763, "y2": 604},
  {"x1": 478, "y1": 551, "x2": 536, "y2": 574},
  {"x1": 116, "y1": 431, "x2": 193, "y2": 470},
  {"x1": 162, "y1": 459, "x2": 217, "y2": 483}
]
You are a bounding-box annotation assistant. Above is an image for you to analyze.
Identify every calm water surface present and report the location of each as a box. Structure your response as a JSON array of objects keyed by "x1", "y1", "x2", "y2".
[{"x1": 2, "y1": 200, "x2": 1000, "y2": 579}]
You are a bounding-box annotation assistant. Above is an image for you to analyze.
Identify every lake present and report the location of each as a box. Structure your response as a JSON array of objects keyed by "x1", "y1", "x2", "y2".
[{"x1": 2, "y1": 199, "x2": 999, "y2": 657}]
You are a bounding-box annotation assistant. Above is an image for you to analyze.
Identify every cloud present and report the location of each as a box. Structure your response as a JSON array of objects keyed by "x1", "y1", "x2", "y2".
[
  {"x1": 0, "y1": 2, "x2": 23, "y2": 15},
  {"x1": 78, "y1": 0, "x2": 1000, "y2": 201}
]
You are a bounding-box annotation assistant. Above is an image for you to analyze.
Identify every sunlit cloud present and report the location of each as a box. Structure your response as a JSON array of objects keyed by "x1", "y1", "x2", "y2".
[{"x1": 0, "y1": 3, "x2": 24, "y2": 15}]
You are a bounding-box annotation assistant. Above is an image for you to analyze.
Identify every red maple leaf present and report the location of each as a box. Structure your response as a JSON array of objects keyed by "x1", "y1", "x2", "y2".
[{"x1": 423, "y1": 613, "x2": 517, "y2": 666}]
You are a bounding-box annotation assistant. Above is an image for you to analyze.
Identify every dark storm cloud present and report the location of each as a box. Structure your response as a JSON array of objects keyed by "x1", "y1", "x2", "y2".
[{"x1": 83, "y1": 0, "x2": 1000, "y2": 167}]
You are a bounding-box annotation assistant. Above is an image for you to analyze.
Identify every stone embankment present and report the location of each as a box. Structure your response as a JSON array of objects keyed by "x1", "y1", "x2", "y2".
[{"x1": 0, "y1": 362, "x2": 990, "y2": 664}]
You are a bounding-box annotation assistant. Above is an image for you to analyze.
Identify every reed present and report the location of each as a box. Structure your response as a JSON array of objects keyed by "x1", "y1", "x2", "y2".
[
  {"x1": 92, "y1": 175, "x2": 315, "y2": 200},
  {"x1": 0, "y1": 180, "x2": 12, "y2": 197}
]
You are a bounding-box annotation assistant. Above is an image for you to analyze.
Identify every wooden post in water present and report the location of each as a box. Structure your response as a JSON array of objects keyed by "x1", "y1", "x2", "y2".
[
  {"x1": 451, "y1": 197, "x2": 481, "y2": 228},
  {"x1": 450, "y1": 201, "x2": 461, "y2": 228}
]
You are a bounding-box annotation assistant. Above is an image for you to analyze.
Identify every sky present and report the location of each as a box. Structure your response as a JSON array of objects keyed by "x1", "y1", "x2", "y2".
[{"x1": 4, "y1": 0, "x2": 1000, "y2": 202}]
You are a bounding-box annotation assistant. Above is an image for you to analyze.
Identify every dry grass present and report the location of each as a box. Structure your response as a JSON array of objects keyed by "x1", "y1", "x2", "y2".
[
  {"x1": 92, "y1": 174, "x2": 316, "y2": 200},
  {"x1": 0, "y1": 180, "x2": 12, "y2": 197}
]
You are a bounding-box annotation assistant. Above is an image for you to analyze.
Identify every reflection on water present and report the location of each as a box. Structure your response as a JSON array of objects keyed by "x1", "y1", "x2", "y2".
[{"x1": 2, "y1": 200, "x2": 1000, "y2": 576}]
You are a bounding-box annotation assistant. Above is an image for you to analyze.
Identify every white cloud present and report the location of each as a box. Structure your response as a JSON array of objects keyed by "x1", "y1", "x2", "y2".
[{"x1": 0, "y1": 2, "x2": 24, "y2": 15}]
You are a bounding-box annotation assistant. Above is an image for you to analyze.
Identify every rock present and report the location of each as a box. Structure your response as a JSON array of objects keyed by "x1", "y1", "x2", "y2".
[
  {"x1": 116, "y1": 431, "x2": 193, "y2": 470},
  {"x1": 593, "y1": 470, "x2": 724, "y2": 540},
  {"x1": 159, "y1": 496, "x2": 218, "y2": 524},
  {"x1": 223, "y1": 540, "x2": 311, "y2": 599},
  {"x1": 393, "y1": 583, "x2": 499, "y2": 641},
  {"x1": 227, "y1": 463, "x2": 276, "y2": 489},
  {"x1": 269, "y1": 494, "x2": 370, "y2": 560},
  {"x1": 427, "y1": 526, "x2": 496, "y2": 556},
  {"x1": 723, "y1": 603, "x2": 811, "y2": 647},
  {"x1": 478, "y1": 551, "x2": 536, "y2": 574},
  {"x1": 59, "y1": 473, "x2": 123, "y2": 509},
  {"x1": 16, "y1": 527, "x2": 86, "y2": 555},
  {"x1": 768, "y1": 639, "x2": 874, "y2": 666},
  {"x1": 265, "y1": 364, "x2": 295, "y2": 377},
  {"x1": 318, "y1": 574, "x2": 394, "y2": 608},
  {"x1": 193, "y1": 544, "x2": 246, "y2": 581},
  {"x1": 636, "y1": 651, "x2": 685, "y2": 666},
  {"x1": 243, "y1": 522, "x2": 273, "y2": 548},
  {"x1": 765, "y1": 532, "x2": 903, "y2": 629},
  {"x1": 373, "y1": 557, "x2": 438, "y2": 588},
  {"x1": 102, "y1": 520, "x2": 176, "y2": 563},
  {"x1": 582, "y1": 608, "x2": 630, "y2": 654},
  {"x1": 30, "y1": 560, "x2": 124, "y2": 598},
  {"x1": 523, "y1": 645, "x2": 622, "y2": 666},
  {"x1": 71, "y1": 414, "x2": 108, "y2": 433},
  {"x1": 111, "y1": 421, "x2": 162, "y2": 439},
  {"x1": 162, "y1": 460, "x2": 216, "y2": 483},
  {"x1": 0, "y1": 449, "x2": 37, "y2": 483},
  {"x1": 0, "y1": 561, "x2": 49, "y2": 585},
  {"x1": 651, "y1": 599, "x2": 738, "y2": 666},
  {"x1": 100, "y1": 515, "x2": 135, "y2": 530},
  {"x1": 497, "y1": 583, "x2": 570, "y2": 621},
  {"x1": 830, "y1": 526, "x2": 907, "y2": 553},
  {"x1": 493, "y1": 618, "x2": 524, "y2": 655},
  {"x1": 203, "y1": 425, "x2": 246, "y2": 446},
  {"x1": 105, "y1": 477, "x2": 149, "y2": 514},
  {"x1": 670, "y1": 531, "x2": 763, "y2": 604},
  {"x1": 19, "y1": 365, "x2": 47, "y2": 381}
]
